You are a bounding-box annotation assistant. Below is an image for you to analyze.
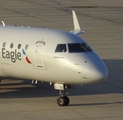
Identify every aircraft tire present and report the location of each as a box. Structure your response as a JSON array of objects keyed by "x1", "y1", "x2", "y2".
[
  {"x1": 64, "y1": 96, "x2": 70, "y2": 106},
  {"x1": 57, "y1": 96, "x2": 69, "y2": 106}
]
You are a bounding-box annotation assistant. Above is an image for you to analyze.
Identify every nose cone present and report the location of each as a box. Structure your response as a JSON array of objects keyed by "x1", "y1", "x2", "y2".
[{"x1": 90, "y1": 64, "x2": 108, "y2": 83}]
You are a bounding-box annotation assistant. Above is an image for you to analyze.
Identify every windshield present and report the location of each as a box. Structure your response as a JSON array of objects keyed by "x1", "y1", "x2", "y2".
[
  {"x1": 55, "y1": 44, "x2": 67, "y2": 52},
  {"x1": 68, "y1": 43, "x2": 92, "y2": 53}
]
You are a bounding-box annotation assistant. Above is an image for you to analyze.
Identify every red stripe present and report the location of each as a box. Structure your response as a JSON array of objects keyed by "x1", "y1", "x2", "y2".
[{"x1": 25, "y1": 57, "x2": 31, "y2": 64}]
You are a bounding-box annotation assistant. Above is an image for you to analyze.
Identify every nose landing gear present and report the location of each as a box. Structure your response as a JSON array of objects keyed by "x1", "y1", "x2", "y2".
[
  {"x1": 54, "y1": 83, "x2": 75, "y2": 106},
  {"x1": 57, "y1": 90, "x2": 70, "y2": 106}
]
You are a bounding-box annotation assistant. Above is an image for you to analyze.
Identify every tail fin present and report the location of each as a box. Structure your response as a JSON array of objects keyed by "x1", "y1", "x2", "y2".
[{"x1": 70, "y1": 10, "x2": 84, "y2": 35}]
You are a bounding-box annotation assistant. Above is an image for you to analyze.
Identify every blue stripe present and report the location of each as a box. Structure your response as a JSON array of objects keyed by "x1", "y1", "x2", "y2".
[{"x1": 22, "y1": 49, "x2": 26, "y2": 55}]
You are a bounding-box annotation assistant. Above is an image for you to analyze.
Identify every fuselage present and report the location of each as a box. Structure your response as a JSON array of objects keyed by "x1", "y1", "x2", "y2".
[{"x1": 0, "y1": 25, "x2": 108, "y2": 84}]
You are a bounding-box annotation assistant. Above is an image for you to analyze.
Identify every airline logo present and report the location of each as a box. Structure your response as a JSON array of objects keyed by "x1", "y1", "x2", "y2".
[
  {"x1": 2, "y1": 48, "x2": 21, "y2": 63},
  {"x1": 22, "y1": 49, "x2": 31, "y2": 64},
  {"x1": 2, "y1": 48, "x2": 31, "y2": 64}
]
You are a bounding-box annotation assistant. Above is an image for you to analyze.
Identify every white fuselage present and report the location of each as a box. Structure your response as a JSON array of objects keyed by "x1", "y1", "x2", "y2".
[{"x1": 0, "y1": 25, "x2": 108, "y2": 85}]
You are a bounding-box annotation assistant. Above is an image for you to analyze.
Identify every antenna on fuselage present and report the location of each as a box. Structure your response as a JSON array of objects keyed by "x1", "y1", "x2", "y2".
[{"x1": 1, "y1": 21, "x2": 5, "y2": 27}]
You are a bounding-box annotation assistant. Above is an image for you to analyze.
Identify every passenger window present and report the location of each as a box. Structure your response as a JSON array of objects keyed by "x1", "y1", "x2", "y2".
[
  {"x1": 18, "y1": 44, "x2": 21, "y2": 49},
  {"x1": 25, "y1": 44, "x2": 29, "y2": 50},
  {"x1": 3, "y1": 42, "x2": 6, "y2": 47},
  {"x1": 55, "y1": 44, "x2": 67, "y2": 52},
  {"x1": 10, "y1": 43, "x2": 14, "y2": 48}
]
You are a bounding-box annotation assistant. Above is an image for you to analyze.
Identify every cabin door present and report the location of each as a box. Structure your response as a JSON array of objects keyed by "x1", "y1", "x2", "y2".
[{"x1": 34, "y1": 41, "x2": 45, "y2": 68}]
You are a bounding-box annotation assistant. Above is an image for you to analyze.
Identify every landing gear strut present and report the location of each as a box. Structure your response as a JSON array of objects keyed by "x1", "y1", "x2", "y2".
[{"x1": 54, "y1": 83, "x2": 75, "y2": 106}]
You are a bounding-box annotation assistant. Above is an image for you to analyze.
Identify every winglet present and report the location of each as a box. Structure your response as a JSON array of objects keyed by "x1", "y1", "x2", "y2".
[{"x1": 70, "y1": 10, "x2": 84, "y2": 35}]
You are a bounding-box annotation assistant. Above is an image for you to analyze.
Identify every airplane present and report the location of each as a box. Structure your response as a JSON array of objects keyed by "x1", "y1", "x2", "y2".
[{"x1": 0, "y1": 10, "x2": 108, "y2": 106}]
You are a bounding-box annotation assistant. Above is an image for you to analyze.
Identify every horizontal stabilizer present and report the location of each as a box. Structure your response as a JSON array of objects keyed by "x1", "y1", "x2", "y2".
[{"x1": 70, "y1": 10, "x2": 84, "y2": 35}]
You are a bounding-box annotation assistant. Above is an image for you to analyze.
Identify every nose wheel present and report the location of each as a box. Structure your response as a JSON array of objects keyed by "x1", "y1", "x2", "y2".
[
  {"x1": 54, "y1": 83, "x2": 75, "y2": 106},
  {"x1": 57, "y1": 96, "x2": 69, "y2": 106}
]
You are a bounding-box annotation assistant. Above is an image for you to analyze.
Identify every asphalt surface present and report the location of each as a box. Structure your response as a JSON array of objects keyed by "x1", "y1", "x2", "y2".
[{"x1": 0, "y1": 0, "x2": 123, "y2": 120}]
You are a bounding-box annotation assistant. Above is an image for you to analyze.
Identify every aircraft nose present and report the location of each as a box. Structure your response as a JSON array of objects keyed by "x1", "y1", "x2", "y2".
[{"x1": 90, "y1": 65, "x2": 108, "y2": 83}]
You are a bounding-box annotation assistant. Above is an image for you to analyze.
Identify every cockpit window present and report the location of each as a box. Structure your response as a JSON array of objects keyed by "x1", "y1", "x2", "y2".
[
  {"x1": 68, "y1": 43, "x2": 92, "y2": 53},
  {"x1": 55, "y1": 44, "x2": 67, "y2": 52}
]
